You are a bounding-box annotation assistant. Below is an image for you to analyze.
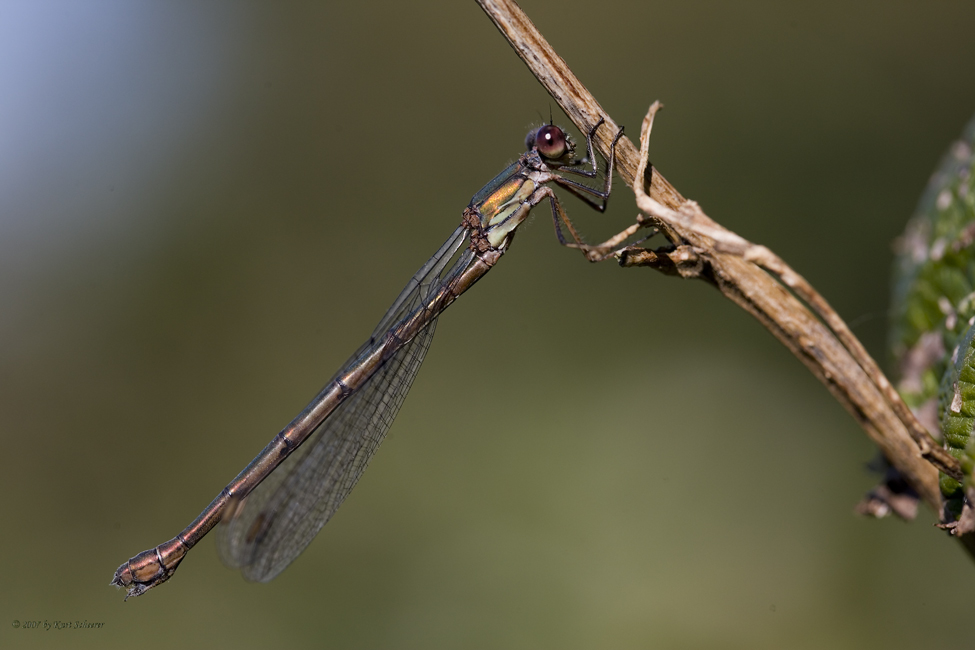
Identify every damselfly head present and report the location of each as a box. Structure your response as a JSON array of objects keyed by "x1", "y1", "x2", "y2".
[{"x1": 526, "y1": 124, "x2": 576, "y2": 164}]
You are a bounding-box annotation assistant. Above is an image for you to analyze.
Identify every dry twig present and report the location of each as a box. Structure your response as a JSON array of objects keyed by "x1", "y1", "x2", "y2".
[{"x1": 476, "y1": 0, "x2": 970, "y2": 548}]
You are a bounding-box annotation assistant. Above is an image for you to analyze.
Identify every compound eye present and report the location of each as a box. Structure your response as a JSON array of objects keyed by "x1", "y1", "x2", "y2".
[{"x1": 534, "y1": 125, "x2": 567, "y2": 159}]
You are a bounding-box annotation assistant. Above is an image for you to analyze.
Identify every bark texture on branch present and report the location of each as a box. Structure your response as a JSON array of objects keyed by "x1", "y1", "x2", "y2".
[{"x1": 476, "y1": 0, "x2": 970, "y2": 550}]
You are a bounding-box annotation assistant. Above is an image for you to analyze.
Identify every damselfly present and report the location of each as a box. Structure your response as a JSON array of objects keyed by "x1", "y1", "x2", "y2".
[{"x1": 112, "y1": 119, "x2": 624, "y2": 599}]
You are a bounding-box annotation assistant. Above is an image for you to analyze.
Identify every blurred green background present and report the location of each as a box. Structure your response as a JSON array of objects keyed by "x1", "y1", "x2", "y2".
[{"x1": 2, "y1": 1, "x2": 974, "y2": 648}]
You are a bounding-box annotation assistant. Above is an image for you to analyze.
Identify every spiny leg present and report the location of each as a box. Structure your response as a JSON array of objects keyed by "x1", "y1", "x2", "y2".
[
  {"x1": 546, "y1": 121, "x2": 627, "y2": 259},
  {"x1": 565, "y1": 105, "x2": 664, "y2": 261},
  {"x1": 541, "y1": 187, "x2": 587, "y2": 248},
  {"x1": 538, "y1": 186, "x2": 645, "y2": 262},
  {"x1": 554, "y1": 121, "x2": 625, "y2": 213}
]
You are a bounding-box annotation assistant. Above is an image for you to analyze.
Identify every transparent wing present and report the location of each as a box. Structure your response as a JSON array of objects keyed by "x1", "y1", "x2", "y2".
[{"x1": 217, "y1": 226, "x2": 471, "y2": 582}]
